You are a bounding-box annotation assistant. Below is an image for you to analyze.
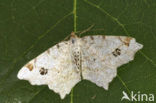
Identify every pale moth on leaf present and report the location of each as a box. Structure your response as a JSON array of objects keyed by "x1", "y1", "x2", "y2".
[{"x1": 17, "y1": 32, "x2": 143, "y2": 99}]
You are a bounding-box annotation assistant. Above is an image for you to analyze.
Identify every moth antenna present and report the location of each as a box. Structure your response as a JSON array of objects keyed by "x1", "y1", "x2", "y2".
[{"x1": 75, "y1": 24, "x2": 95, "y2": 37}]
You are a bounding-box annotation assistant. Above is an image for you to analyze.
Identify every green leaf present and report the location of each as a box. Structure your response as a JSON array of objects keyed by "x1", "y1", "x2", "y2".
[{"x1": 0, "y1": 0, "x2": 155, "y2": 103}]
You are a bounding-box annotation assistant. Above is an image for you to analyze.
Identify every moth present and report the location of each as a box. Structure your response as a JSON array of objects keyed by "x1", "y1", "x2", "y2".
[{"x1": 17, "y1": 32, "x2": 143, "y2": 99}]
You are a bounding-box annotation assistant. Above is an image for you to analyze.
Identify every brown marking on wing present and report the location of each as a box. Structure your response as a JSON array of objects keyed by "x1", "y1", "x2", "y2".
[
  {"x1": 26, "y1": 63, "x2": 33, "y2": 71},
  {"x1": 82, "y1": 37, "x2": 87, "y2": 43},
  {"x1": 56, "y1": 44, "x2": 60, "y2": 49},
  {"x1": 47, "y1": 49, "x2": 50, "y2": 54},
  {"x1": 90, "y1": 36, "x2": 94, "y2": 40},
  {"x1": 124, "y1": 37, "x2": 132, "y2": 46},
  {"x1": 119, "y1": 37, "x2": 132, "y2": 46},
  {"x1": 102, "y1": 36, "x2": 105, "y2": 39}
]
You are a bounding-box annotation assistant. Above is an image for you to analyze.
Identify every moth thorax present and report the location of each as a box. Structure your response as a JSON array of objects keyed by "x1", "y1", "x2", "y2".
[
  {"x1": 70, "y1": 38, "x2": 81, "y2": 71},
  {"x1": 72, "y1": 49, "x2": 81, "y2": 71}
]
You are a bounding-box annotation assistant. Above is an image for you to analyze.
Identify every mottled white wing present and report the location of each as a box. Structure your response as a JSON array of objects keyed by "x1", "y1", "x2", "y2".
[
  {"x1": 17, "y1": 41, "x2": 81, "y2": 99},
  {"x1": 81, "y1": 35, "x2": 143, "y2": 90}
]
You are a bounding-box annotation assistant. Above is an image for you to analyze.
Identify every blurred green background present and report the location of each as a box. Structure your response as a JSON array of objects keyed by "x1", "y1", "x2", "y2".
[{"x1": 0, "y1": 0, "x2": 156, "y2": 103}]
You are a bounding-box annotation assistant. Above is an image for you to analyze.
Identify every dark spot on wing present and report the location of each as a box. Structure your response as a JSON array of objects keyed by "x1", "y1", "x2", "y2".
[
  {"x1": 26, "y1": 63, "x2": 33, "y2": 71},
  {"x1": 56, "y1": 44, "x2": 60, "y2": 49},
  {"x1": 112, "y1": 48, "x2": 121, "y2": 57},
  {"x1": 47, "y1": 49, "x2": 50, "y2": 54},
  {"x1": 93, "y1": 58, "x2": 96, "y2": 61},
  {"x1": 102, "y1": 36, "x2": 105, "y2": 39},
  {"x1": 82, "y1": 37, "x2": 87, "y2": 43},
  {"x1": 124, "y1": 37, "x2": 132, "y2": 46},
  {"x1": 119, "y1": 37, "x2": 132, "y2": 46},
  {"x1": 90, "y1": 36, "x2": 94, "y2": 40},
  {"x1": 39, "y1": 67, "x2": 48, "y2": 75},
  {"x1": 72, "y1": 39, "x2": 75, "y2": 44}
]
